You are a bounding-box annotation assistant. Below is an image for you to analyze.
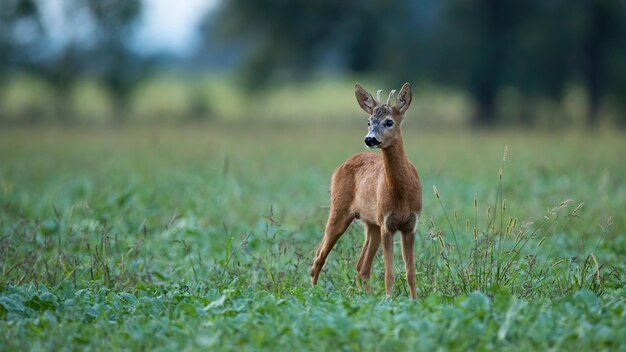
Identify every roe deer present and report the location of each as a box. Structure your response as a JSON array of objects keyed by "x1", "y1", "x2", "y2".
[{"x1": 310, "y1": 83, "x2": 422, "y2": 298}]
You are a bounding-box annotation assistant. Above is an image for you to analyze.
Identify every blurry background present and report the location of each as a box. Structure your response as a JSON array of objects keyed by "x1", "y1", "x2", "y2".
[{"x1": 2, "y1": 0, "x2": 626, "y2": 128}]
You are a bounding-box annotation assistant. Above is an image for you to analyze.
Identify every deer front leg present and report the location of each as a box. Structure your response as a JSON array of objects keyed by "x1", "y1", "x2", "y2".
[
  {"x1": 355, "y1": 233, "x2": 370, "y2": 286},
  {"x1": 310, "y1": 212, "x2": 353, "y2": 285},
  {"x1": 401, "y1": 230, "x2": 417, "y2": 299},
  {"x1": 355, "y1": 224, "x2": 381, "y2": 294},
  {"x1": 381, "y1": 229, "x2": 395, "y2": 296}
]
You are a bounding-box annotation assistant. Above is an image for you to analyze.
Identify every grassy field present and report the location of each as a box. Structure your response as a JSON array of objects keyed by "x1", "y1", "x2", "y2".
[
  {"x1": 1, "y1": 125, "x2": 625, "y2": 350},
  {"x1": 3, "y1": 73, "x2": 602, "y2": 127}
]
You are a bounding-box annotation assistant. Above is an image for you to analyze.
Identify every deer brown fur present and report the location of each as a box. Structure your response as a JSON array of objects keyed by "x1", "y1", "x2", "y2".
[{"x1": 310, "y1": 83, "x2": 422, "y2": 298}]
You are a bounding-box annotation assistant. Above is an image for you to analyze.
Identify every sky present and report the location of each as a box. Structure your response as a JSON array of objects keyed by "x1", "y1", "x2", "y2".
[{"x1": 135, "y1": 0, "x2": 218, "y2": 55}]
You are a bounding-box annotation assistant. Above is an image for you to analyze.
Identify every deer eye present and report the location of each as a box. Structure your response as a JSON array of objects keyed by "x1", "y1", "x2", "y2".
[
  {"x1": 385, "y1": 120, "x2": 394, "y2": 127},
  {"x1": 367, "y1": 121, "x2": 371, "y2": 126}
]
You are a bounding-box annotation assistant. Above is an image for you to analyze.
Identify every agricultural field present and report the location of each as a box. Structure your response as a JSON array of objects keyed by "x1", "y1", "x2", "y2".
[{"x1": 1, "y1": 125, "x2": 625, "y2": 350}]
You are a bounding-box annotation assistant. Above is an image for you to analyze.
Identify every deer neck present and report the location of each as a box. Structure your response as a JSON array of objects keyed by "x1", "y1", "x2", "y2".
[{"x1": 381, "y1": 134, "x2": 411, "y2": 196}]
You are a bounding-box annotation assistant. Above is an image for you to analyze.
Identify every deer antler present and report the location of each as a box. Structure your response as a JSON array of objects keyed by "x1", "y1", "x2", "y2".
[
  {"x1": 376, "y1": 90, "x2": 383, "y2": 104},
  {"x1": 386, "y1": 90, "x2": 396, "y2": 106}
]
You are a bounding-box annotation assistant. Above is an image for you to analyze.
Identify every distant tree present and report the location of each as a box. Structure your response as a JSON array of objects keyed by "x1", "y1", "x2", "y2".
[
  {"x1": 85, "y1": 0, "x2": 145, "y2": 121},
  {"x1": 606, "y1": 14, "x2": 626, "y2": 126},
  {"x1": 0, "y1": 0, "x2": 42, "y2": 84},
  {"x1": 489, "y1": 1, "x2": 577, "y2": 125},
  {"x1": 210, "y1": 0, "x2": 524, "y2": 125},
  {"x1": 436, "y1": 0, "x2": 626, "y2": 126},
  {"x1": 509, "y1": 0, "x2": 626, "y2": 127},
  {"x1": 209, "y1": 0, "x2": 626, "y2": 127},
  {"x1": 35, "y1": 43, "x2": 93, "y2": 122},
  {"x1": 209, "y1": 0, "x2": 413, "y2": 90},
  {"x1": 571, "y1": 0, "x2": 624, "y2": 126},
  {"x1": 427, "y1": 0, "x2": 533, "y2": 125},
  {"x1": 1, "y1": 0, "x2": 147, "y2": 122}
]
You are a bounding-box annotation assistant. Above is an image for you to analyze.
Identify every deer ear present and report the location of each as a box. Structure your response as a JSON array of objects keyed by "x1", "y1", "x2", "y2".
[
  {"x1": 355, "y1": 83, "x2": 377, "y2": 114},
  {"x1": 396, "y1": 83, "x2": 412, "y2": 114}
]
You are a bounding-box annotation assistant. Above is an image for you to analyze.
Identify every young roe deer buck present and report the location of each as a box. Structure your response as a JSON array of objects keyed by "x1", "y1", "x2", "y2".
[{"x1": 310, "y1": 83, "x2": 422, "y2": 298}]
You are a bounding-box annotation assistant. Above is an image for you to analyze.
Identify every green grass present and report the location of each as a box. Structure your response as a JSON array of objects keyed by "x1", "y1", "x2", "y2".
[
  {"x1": 1, "y1": 125, "x2": 625, "y2": 350},
  {"x1": 3, "y1": 73, "x2": 603, "y2": 127}
]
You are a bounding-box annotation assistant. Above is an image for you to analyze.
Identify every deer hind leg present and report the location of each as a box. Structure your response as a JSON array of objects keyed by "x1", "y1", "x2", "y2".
[
  {"x1": 401, "y1": 231, "x2": 417, "y2": 299},
  {"x1": 310, "y1": 209, "x2": 354, "y2": 285},
  {"x1": 355, "y1": 223, "x2": 381, "y2": 294},
  {"x1": 381, "y1": 229, "x2": 395, "y2": 296}
]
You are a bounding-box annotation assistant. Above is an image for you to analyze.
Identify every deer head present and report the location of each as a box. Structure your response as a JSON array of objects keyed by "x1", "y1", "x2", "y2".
[{"x1": 355, "y1": 83, "x2": 413, "y2": 149}]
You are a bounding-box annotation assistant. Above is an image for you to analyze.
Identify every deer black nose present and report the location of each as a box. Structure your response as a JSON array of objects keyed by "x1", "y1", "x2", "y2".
[{"x1": 364, "y1": 137, "x2": 381, "y2": 147}]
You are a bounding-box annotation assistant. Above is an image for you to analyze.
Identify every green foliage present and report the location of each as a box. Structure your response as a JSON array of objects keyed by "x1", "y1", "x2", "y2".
[
  {"x1": 2, "y1": 284, "x2": 625, "y2": 351},
  {"x1": 0, "y1": 126, "x2": 625, "y2": 349},
  {"x1": 428, "y1": 154, "x2": 610, "y2": 298}
]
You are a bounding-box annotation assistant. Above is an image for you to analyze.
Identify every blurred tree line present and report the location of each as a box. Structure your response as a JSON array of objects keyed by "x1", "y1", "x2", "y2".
[
  {"x1": 1, "y1": 0, "x2": 147, "y2": 122},
  {"x1": 214, "y1": 0, "x2": 626, "y2": 126},
  {"x1": 1, "y1": 0, "x2": 626, "y2": 126}
]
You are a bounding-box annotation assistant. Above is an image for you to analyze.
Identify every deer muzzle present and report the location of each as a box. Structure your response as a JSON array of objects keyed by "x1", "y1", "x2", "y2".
[{"x1": 364, "y1": 135, "x2": 381, "y2": 148}]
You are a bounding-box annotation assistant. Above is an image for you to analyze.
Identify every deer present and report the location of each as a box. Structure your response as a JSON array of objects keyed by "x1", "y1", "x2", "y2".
[{"x1": 310, "y1": 83, "x2": 422, "y2": 299}]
